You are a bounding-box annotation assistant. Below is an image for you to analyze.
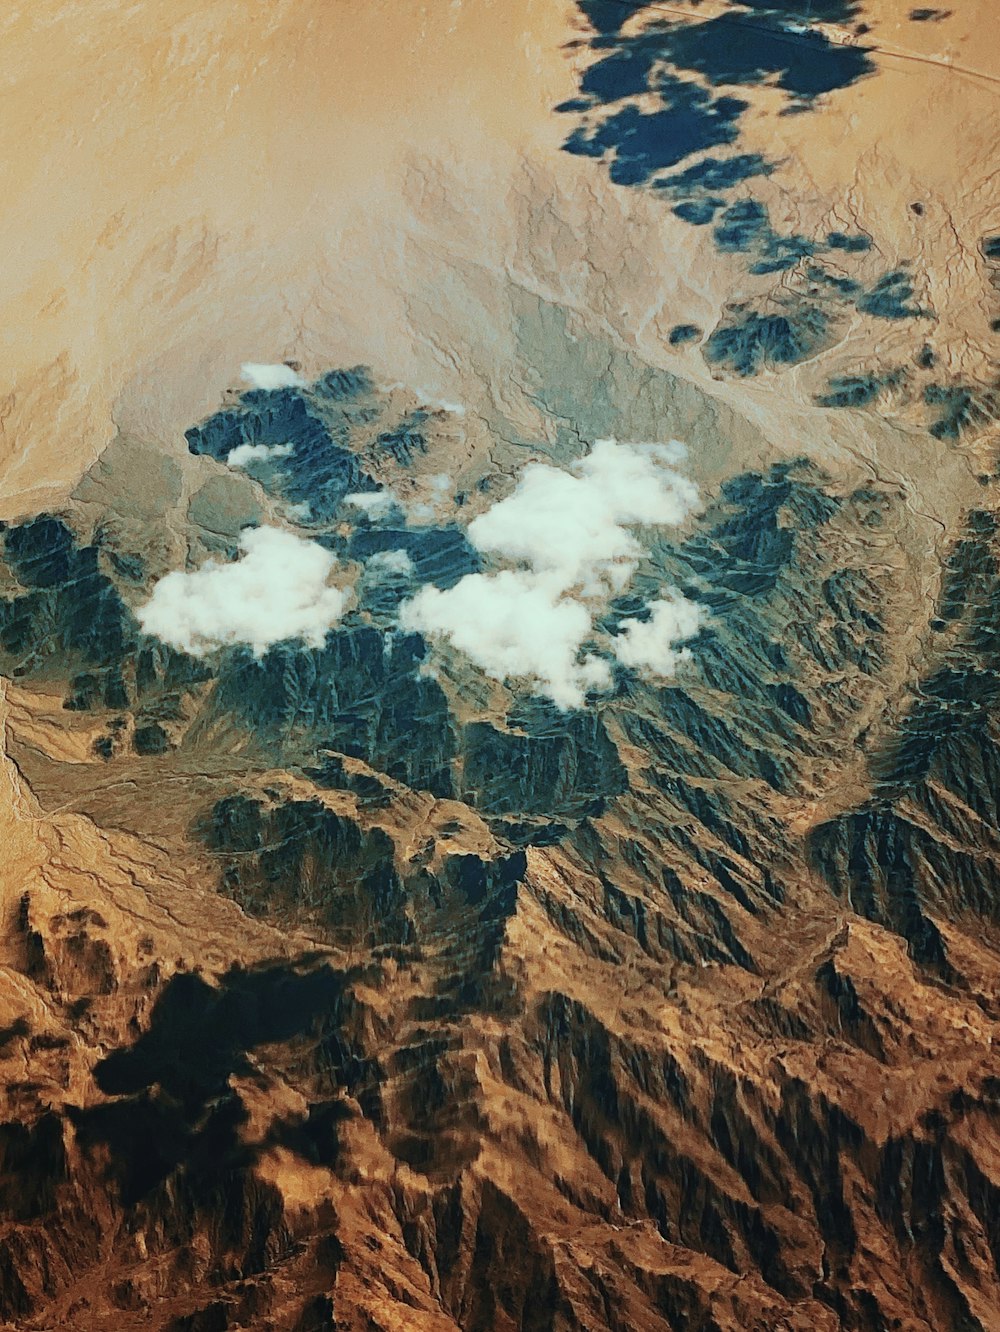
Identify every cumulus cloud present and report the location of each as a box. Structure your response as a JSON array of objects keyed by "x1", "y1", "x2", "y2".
[
  {"x1": 611, "y1": 593, "x2": 704, "y2": 674},
  {"x1": 401, "y1": 571, "x2": 611, "y2": 710},
  {"x1": 419, "y1": 394, "x2": 466, "y2": 417},
  {"x1": 468, "y1": 439, "x2": 697, "y2": 596},
  {"x1": 137, "y1": 526, "x2": 348, "y2": 657},
  {"x1": 405, "y1": 473, "x2": 454, "y2": 524},
  {"x1": 411, "y1": 387, "x2": 466, "y2": 416},
  {"x1": 240, "y1": 363, "x2": 303, "y2": 391},
  {"x1": 377, "y1": 383, "x2": 466, "y2": 416},
  {"x1": 226, "y1": 442, "x2": 293, "y2": 468},
  {"x1": 344, "y1": 490, "x2": 398, "y2": 520},
  {"x1": 366, "y1": 549, "x2": 415, "y2": 577},
  {"x1": 400, "y1": 440, "x2": 703, "y2": 708}
]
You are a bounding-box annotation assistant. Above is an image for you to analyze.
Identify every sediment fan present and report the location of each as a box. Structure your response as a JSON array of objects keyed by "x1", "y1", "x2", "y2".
[{"x1": 1, "y1": 0, "x2": 999, "y2": 1328}]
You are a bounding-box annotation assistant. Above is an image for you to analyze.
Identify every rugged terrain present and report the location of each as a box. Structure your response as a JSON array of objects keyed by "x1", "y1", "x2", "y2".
[{"x1": 2, "y1": 0, "x2": 1000, "y2": 1328}]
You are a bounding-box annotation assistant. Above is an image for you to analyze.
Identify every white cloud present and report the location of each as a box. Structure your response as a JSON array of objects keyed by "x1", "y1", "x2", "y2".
[
  {"x1": 468, "y1": 439, "x2": 698, "y2": 597},
  {"x1": 240, "y1": 363, "x2": 303, "y2": 391},
  {"x1": 376, "y1": 383, "x2": 466, "y2": 416},
  {"x1": 366, "y1": 549, "x2": 415, "y2": 577},
  {"x1": 226, "y1": 442, "x2": 294, "y2": 468},
  {"x1": 137, "y1": 526, "x2": 348, "y2": 657},
  {"x1": 403, "y1": 473, "x2": 453, "y2": 525},
  {"x1": 400, "y1": 570, "x2": 611, "y2": 710},
  {"x1": 413, "y1": 388, "x2": 466, "y2": 416},
  {"x1": 611, "y1": 593, "x2": 704, "y2": 674},
  {"x1": 399, "y1": 439, "x2": 703, "y2": 707},
  {"x1": 344, "y1": 490, "x2": 398, "y2": 519}
]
